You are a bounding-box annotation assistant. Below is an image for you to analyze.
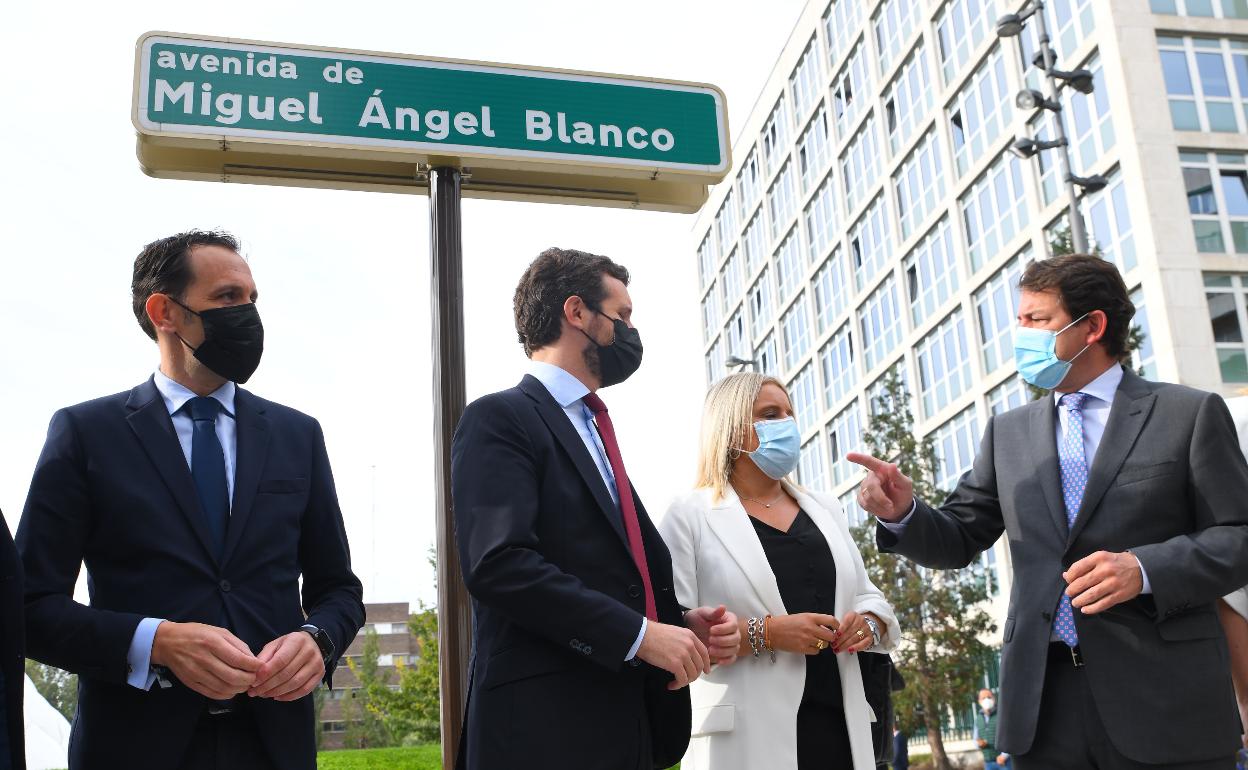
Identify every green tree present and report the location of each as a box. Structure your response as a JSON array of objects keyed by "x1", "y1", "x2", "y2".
[
  {"x1": 342, "y1": 628, "x2": 395, "y2": 749},
  {"x1": 375, "y1": 604, "x2": 441, "y2": 744},
  {"x1": 24, "y1": 660, "x2": 77, "y2": 721},
  {"x1": 851, "y1": 370, "x2": 997, "y2": 770}
]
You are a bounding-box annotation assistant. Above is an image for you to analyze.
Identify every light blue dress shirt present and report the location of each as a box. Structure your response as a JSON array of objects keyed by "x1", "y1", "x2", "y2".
[
  {"x1": 880, "y1": 364, "x2": 1151, "y2": 597},
  {"x1": 125, "y1": 371, "x2": 238, "y2": 690},
  {"x1": 526, "y1": 361, "x2": 647, "y2": 661}
]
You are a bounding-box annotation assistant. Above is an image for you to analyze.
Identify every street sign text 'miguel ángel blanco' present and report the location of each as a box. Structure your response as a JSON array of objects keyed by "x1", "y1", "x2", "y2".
[{"x1": 133, "y1": 32, "x2": 730, "y2": 211}]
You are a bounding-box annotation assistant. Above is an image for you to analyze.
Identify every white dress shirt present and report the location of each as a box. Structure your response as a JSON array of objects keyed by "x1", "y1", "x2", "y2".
[
  {"x1": 126, "y1": 371, "x2": 239, "y2": 690},
  {"x1": 526, "y1": 361, "x2": 646, "y2": 660}
]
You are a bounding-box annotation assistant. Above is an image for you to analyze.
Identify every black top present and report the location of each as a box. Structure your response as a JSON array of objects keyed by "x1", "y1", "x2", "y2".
[{"x1": 750, "y1": 509, "x2": 844, "y2": 709}]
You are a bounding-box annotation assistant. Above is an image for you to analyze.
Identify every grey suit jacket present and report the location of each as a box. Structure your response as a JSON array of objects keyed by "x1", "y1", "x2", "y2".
[{"x1": 877, "y1": 370, "x2": 1248, "y2": 762}]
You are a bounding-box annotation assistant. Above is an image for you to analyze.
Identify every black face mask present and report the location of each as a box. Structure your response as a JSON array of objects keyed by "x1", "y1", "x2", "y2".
[
  {"x1": 170, "y1": 298, "x2": 265, "y2": 384},
  {"x1": 580, "y1": 310, "x2": 643, "y2": 388}
]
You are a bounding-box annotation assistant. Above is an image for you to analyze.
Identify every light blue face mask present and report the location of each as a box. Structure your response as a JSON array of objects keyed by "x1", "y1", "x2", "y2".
[
  {"x1": 746, "y1": 418, "x2": 802, "y2": 480},
  {"x1": 1012, "y1": 312, "x2": 1091, "y2": 390}
]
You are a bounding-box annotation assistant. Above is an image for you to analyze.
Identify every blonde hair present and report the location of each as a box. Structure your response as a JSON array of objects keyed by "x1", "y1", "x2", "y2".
[{"x1": 695, "y1": 372, "x2": 795, "y2": 500}]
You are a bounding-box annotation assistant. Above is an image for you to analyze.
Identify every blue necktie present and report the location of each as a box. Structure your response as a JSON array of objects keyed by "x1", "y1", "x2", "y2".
[
  {"x1": 1054, "y1": 392, "x2": 1089, "y2": 647},
  {"x1": 187, "y1": 396, "x2": 229, "y2": 560}
]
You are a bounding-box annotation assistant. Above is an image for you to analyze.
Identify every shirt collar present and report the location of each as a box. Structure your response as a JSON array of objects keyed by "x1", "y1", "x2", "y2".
[
  {"x1": 153, "y1": 369, "x2": 236, "y2": 418},
  {"x1": 527, "y1": 360, "x2": 591, "y2": 409},
  {"x1": 1052, "y1": 363, "x2": 1123, "y2": 407}
]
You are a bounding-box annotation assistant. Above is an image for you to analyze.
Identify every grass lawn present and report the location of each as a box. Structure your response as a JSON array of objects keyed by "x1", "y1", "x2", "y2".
[{"x1": 317, "y1": 744, "x2": 442, "y2": 769}]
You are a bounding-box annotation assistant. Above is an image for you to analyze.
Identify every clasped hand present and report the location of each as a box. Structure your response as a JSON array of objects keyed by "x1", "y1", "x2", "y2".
[
  {"x1": 151, "y1": 622, "x2": 324, "y2": 701},
  {"x1": 637, "y1": 605, "x2": 740, "y2": 691}
]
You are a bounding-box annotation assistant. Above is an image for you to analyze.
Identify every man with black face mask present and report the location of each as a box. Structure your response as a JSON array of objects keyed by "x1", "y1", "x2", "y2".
[
  {"x1": 450, "y1": 247, "x2": 741, "y2": 770},
  {"x1": 16, "y1": 230, "x2": 364, "y2": 770}
]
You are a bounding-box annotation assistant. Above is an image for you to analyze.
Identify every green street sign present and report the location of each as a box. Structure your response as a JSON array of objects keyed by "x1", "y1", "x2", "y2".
[{"x1": 133, "y1": 32, "x2": 730, "y2": 211}]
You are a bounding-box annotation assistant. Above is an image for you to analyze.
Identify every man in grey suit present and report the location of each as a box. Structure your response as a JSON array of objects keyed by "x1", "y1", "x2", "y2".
[{"x1": 849, "y1": 254, "x2": 1248, "y2": 769}]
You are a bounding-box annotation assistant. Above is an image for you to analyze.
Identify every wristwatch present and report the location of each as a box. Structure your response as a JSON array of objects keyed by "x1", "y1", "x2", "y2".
[
  {"x1": 863, "y1": 617, "x2": 882, "y2": 648},
  {"x1": 301, "y1": 624, "x2": 336, "y2": 667}
]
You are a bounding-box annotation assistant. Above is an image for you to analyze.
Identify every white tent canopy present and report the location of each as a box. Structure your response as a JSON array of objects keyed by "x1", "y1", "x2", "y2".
[{"x1": 24, "y1": 675, "x2": 69, "y2": 770}]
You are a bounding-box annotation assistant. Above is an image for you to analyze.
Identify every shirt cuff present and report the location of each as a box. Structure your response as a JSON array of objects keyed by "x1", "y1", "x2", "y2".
[
  {"x1": 126, "y1": 618, "x2": 165, "y2": 690},
  {"x1": 1136, "y1": 558, "x2": 1152, "y2": 595},
  {"x1": 625, "y1": 617, "x2": 647, "y2": 661},
  {"x1": 878, "y1": 499, "x2": 917, "y2": 534}
]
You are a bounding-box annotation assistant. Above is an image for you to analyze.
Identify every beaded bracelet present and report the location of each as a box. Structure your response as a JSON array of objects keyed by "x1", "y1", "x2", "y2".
[{"x1": 762, "y1": 615, "x2": 776, "y2": 662}]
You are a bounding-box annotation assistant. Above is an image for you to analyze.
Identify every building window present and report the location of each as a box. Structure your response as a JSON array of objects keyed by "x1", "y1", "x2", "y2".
[
  {"x1": 894, "y1": 130, "x2": 947, "y2": 240},
  {"x1": 1152, "y1": 0, "x2": 1248, "y2": 18},
  {"x1": 961, "y1": 153, "x2": 1030, "y2": 273},
  {"x1": 867, "y1": 361, "x2": 910, "y2": 418},
  {"x1": 813, "y1": 247, "x2": 851, "y2": 334},
  {"x1": 743, "y1": 213, "x2": 767, "y2": 277},
  {"x1": 931, "y1": 406, "x2": 980, "y2": 493},
  {"x1": 1204, "y1": 273, "x2": 1248, "y2": 382},
  {"x1": 873, "y1": 0, "x2": 922, "y2": 75},
  {"x1": 726, "y1": 306, "x2": 748, "y2": 362},
  {"x1": 701, "y1": 289, "x2": 720, "y2": 343},
  {"x1": 904, "y1": 217, "x2": 959, "y2": 326},
  {"x1": 828, "y1": 399, "x2": 864, "y2": 486},
  {"x1": 935, "y1": 0, "x2": 1000, "y2": 84},
  {"x1": 1031, "y1": 56, "x2": 1115, "y2": 203},
  {"x1": 973, "y1": 249, "x2": 1029, "y2": 375},
  {"x1": 840, "y1": 487, "x2": 869, "y2": 527},
  {"x1": 1181, "y1": 150, "x2": 1248, "y2": 254},
  {"x1": 790, "y1": 364, "x2": 819, "y2": 433},
  {"x1": 915, "y1": 311, "x2": 974, "y2": 420},
  {"x1": 762, "y1": 98, "x2": 791, "y2": 174},
  {"x1": 842, "y1": 115, "x2": 882, "y2": 214},
  {"x1": 697, "y1": 233, "x2": 715, "y2": 290},
  {"x1": 798, "y1": 107, "x2": 833, "y2": 193},
  {"x1": 775, "y1": 228, "x2": 804, "y2": 300},
  {"x1": 797, "y1": 433, "x2": 829, "y2": 490},
  {"x1": 749, "y1": 268, "x2": 775, "y2": 340},
  {"x1": 706, "y1": 335, "x2": 726, "y2": 385},
  {"x1": 820, "y1": 323, "x2": 857, "y2": 408},
  {"x1": 721, "y1": 248, "x2": 743, "y2": 311},
  {"x1": 850, "y1": 195, "x2": 892, "y2": 291},
  {"x1": 883, "y1": 44, "x2": 935, "y2": 156},
  {"x1": 1017, "y1": 0, "x2": 1095, "y2": 67},
  {"x1": 823, "y1": 0, "x2": 862, "y2": 71},
  {"x1": 769, "y1": 163, "x2": 798, "y2": 240},
  {"x1": 1159, "y1": 35, "x2": 1248, "y2": 133},
  {"x1": 832, "y1": 44, "x2": 871, "y2": 141},
  {"x1": 948, "y1": 46, "x2": 1010, "y2": 177},
  {"x1": 791, "y1": 37, "x2": 824, "y2": 121},
  {"x1": 987, "y1": 374, "x2": 1030, "y2": 415},
  {"x1": 716, "y1": 191, "x2": 738, "y2": 253},
  {"x1": 782, "y1": 293, "x2": 813, "y2": 372},
  {"x1": 1084, "y1": 169, "x2": 1137, "y2": 273},
  {"x1": 756, "y1": 332, "x2": 780, "y2": 377},
  {"x1": 739, "y1": 149, "x2": 762, "y2": 217},
  {"x1": 860, "y1": 274, "x2": 903, "y2": 372},
  {"x1": 805, "y1": 173, "x2": 840, "y2": 259},
  {"x1": 1129, "y1": 286, "x2": 1159, "y2": 380}
]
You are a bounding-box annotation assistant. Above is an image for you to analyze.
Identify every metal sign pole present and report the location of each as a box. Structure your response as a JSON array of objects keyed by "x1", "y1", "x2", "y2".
[{"x1": 429, "y1": 165, "x2": 473, "y2": 770}]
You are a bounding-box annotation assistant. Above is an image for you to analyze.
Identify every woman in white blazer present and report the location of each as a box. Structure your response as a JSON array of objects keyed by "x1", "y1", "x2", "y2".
[{"x1": 659, "y1": 372, "x2": 900, "y2": 770}]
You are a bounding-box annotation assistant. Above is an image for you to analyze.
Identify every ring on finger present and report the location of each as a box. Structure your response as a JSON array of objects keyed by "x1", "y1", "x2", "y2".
[
  {"x1": 814, "y1": 639, "x2": 828, "y2": 650},
  {"x1": 856, "y1": 629, "x2": 865, "y2": 638}
]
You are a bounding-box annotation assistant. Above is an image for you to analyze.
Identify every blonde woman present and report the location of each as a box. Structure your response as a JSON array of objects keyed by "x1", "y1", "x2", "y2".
[{"x1": 659, "y1": 372, "x2": 900, "y2": 770}]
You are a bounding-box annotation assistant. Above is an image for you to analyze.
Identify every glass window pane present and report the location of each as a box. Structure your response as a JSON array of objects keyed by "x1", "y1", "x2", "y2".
[
  {"x1": 1186, "y1": 167, "x2": 1217, "y2": 213},
  {"x1": 1227, "y1": 0, "x2": 1248, "y2": 18},
  {"x1": 1171, "y1": 100, "x2": 1202, "y2": 130},
  {"x1": 1197, "y1": 52, "x2": 1232, "y2": 96},
  {"x1": 1162, "y1": 51, "x2": 1194, "y2": 95},
  {"x1": 1219, "y1": 348, "x2": 1248, "y2": 382},
  {"x1": 1150, "y1": 0, "x2": 1178, "y2": 11},
  {"x1": 1208, "y1": 292, "x2": 1243, "y2": 341},
  {"x1": 1232, "y1": 221, "x2": 1248, "y2": 253},
  {"x1": 1208, "y1": 102, "x2": 1239, "y2": 131},
  {"x1": 1195, "y1": 220, "x2": 1226, "y2": 251},
  {"x1": 1221, "y1": 171, "x2": 1248, "y2": 215},
  {"x1": 1189, "y1": 0, "x2": 1216, "y2": 14}
]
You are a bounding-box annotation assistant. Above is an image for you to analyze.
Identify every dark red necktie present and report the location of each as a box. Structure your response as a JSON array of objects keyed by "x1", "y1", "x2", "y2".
[{"x1": 582, "y1": 392, "x2": 657, "y2": 621}]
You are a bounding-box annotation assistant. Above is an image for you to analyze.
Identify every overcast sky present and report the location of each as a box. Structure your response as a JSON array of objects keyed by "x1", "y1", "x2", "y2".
[{"x1": 0, "y1": 0, "x2": 807, "y2": 607}]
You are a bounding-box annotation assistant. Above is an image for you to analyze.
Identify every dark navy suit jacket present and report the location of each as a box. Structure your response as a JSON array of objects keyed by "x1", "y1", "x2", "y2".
[
  {"x1": 451, "y1": 375, "x2": 690, "y2": 770},
  {"x1": 16, "y1": 377, "x2": 364, "y2": 770},
  {"x1": 0, "y1": 508, "x2": 23, "y2": 770}
]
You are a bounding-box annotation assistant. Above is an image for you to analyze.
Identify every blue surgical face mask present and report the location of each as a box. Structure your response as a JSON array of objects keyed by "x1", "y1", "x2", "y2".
[
  {"x1": 1012, "y1": 313, "x2": 1091, "y2": 390},
  {"x1": 745, "y1": 418, "x2": 802, "y2": 480}
]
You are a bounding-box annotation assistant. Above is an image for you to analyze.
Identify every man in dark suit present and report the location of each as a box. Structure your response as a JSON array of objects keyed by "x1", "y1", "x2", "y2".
[
  {"x1": 17, "y1": 230, "x2": 365, "y2": 769},
  {"x1": 850, "y1": 254, "x2": 1248, "y2": 768},
  {"x1": 1, "y1": 508, "x2": 24, "y2": 770},
  {"x1": 451, "y1": 247, "x2": 740, "y2": 770}
]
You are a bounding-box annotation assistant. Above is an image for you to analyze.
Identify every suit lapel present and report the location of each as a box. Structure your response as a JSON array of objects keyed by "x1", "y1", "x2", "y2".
[
  {"x1": 1028, "y1": 397, "x2": 1070, "y2": 542},
  {"x1": 519, "y1": 376, "x2": 629, "y2": 549},
  {"x1": 221, "y1": 389, "x2": 270, "y2": 567},
  {"x1": 705, "y1": 488, "x2": 788, "y2": 617},
  {"x1": 124, "y1": 378, "x2": 219, "y2": 565},
  {"x1": 1066, "y1": 372, "x2": 1155, "y2": 549}
]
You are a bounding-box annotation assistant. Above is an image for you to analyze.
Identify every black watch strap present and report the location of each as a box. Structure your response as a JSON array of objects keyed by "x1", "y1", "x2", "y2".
[{"x1": 301, "y1": 624, "x2": 335, "y2": 666}]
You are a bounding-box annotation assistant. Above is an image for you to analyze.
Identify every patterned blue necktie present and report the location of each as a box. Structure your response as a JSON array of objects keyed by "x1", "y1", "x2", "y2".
[
  {"x1": 187, "y1": 396, "x2": 229, "y2": 560},
  {"x1": 1054, "y1": 392, "x2": 1089, "y2": 647}
]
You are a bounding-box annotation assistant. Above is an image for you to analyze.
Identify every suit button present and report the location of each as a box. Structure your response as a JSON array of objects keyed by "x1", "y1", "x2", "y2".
[
  {"x1": 583, "y1": 645, "x2": 593, "y2": 656},
  {"x1": 1041, "y1": 611, "x2": 1052, "y2": 621},
  {"x1": 628, "y1": 659, "x2": 641, "y2": 668},
  {"x1": 627, "y1": 585, "x2": 641, "y2": 598},
  {"x1": 219, "y1": 579, "x2": 232, "y2": 593}
]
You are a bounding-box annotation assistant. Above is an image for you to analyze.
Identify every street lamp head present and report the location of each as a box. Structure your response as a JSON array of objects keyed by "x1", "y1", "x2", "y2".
[
  {"x1": 1070, "y1": 174, "x2": 1109, "y2": 193},
  {"x1": 996, "y1": 13, "x2": 1025, "y2": 37},
  {"x1": 1009, "y1": 137, "x2": 1038, "y2": 159},
  {"x1": 1015, "y1": 88, "x2": 1046, "y2": 111},
  {"x1": 726, "y1": 355, "x2": 757, "y2": 370},
  {"x1": 1066, "y1": 69, "x2": 1095, "y2": 94}
]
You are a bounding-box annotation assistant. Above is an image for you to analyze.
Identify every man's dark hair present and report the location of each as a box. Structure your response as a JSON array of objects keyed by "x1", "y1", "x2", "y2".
[
  {"x1": 1018, "y1": 253, "x2": 1135, "y2": 359},
  {"x1": 513, "y1": 247, "x2": 630, "y2": 356},
  {"x1": 131, "y1": 230, "x2": 241, "y2": 340}
]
